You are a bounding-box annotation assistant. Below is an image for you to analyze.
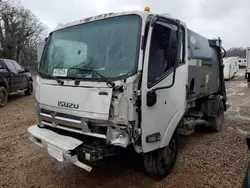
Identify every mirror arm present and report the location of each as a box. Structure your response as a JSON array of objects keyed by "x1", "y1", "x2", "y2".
[{"x1": 152, "y1": 68, "x2": 177, "y2": 93}]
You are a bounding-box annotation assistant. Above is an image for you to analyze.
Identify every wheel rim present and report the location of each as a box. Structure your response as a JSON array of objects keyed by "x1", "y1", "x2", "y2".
[
  {"x1": 161, "y1": 138, "x2": 177, "y2": 170},
  {"x1": 0, "y1": 91, "x2": 5, "y2": 104}
]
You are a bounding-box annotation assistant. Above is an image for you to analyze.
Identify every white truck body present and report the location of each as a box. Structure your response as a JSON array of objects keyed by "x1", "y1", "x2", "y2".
[
  {"x1": 246, "y1": 48, "x2": 250, "y2": 74},
  {"x1": 239, "y1": 58, "x2": 247, "y2": 67},
  {"x1": 223, "y1": 57, "x2": 239, "y2": 80},
  {"x1": 28, "y1": 10, "x2": 227, "y2": 178}
]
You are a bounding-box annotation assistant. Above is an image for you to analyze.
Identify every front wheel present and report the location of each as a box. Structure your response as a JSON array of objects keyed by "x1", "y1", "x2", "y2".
[
  {"x1": 0, "y1": 86, "x2": 8, "y2": 107},
  {"x1": 143, "y1": 130, "x2": 179, "y2": 178},
  {"x1": 25, "y1": 80, "x2": 33, "y2": 95}
]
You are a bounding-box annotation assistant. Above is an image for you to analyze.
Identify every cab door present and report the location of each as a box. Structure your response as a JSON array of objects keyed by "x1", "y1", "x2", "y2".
[
  {"x1": 12, "y1": 61, "x2": 27, "y2": 89},
  {"x1": 5, "y1": 60, "x2": 20, "y2": 92},
  {"x1": 141, "y1": 19, "x2": 188, "y2": 153}
]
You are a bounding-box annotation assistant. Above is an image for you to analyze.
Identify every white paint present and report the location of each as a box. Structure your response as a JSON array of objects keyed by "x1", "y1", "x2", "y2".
[
  {"x1": 246, "y1": 47, "x2": 250, "y2": 73},
  {"x1": 47, "y1": 144, "x2": 64, "y2": 162},
  {"x1": 28, "y1": 125, "x2": 92, "y2": 172},
  {"x1": 36, "y1": 77, "x2": 113, "y2": 120},
  {"x1": 205, "y1": 74, "x2": 209, "y2": 84},
  {"x1": 223, "y1": 57, "x2": 239, "y2": 80},
  {"x1": 140, "y1": 22, "x2": 188, "y2": 153},
  {"x1": 238, "y1": 58, "x2": 247, "y2": 67},
  {"x1": 28, "y1": 125, "x2": 83, "y2": 150},
  {"x1": 54, "y1": 11, "x2": 151, "y2": 32}
]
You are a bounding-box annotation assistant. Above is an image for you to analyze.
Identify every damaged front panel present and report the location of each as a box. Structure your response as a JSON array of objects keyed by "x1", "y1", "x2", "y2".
[{"x1": 37, "y1": 74, "x2": 142, "y2": 149}]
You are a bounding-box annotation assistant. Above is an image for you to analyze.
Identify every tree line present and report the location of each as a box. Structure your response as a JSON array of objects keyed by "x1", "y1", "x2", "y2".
[
  {"x1": 226, "y1": 47, "x2": 247, "y2": 58},
  {"x1": 0, "y1": 0, "x2": 46, "y2": 65}
]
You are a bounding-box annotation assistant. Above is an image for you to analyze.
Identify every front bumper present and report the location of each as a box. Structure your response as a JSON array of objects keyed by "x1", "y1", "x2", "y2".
[{"x1": 27, "y1": 125, "x2": 92, "y2": 172}]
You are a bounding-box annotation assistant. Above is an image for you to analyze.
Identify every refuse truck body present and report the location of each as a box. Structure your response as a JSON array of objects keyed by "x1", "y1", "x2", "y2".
[{"x1": 28, "y1": 9, "x2": 229, "y2": 178}]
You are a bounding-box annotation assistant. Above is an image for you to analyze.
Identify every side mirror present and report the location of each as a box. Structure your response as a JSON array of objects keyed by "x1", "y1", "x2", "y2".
[{"x1": 147, "y1": 90, "x2": 157, "y2": 106}]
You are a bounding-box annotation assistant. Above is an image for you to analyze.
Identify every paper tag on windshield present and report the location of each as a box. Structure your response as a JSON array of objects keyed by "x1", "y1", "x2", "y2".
[{"x1": 53, "y1": 69, "x2": 68, "y2": 77}]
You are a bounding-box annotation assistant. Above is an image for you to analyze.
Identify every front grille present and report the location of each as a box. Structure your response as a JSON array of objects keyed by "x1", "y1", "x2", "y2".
[
  {"x1": 39, "y1": 108, "x2": 108, "y2": 139},
  {"x1": 56, "y1": 113, "x2": 81, "y2": 121},
  {"x1": 58, "y1": 124, "x2": 82, "y2": 131}
]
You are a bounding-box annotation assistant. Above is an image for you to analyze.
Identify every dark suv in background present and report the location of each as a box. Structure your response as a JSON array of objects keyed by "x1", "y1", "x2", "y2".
[{"x1": 0, "y1": 59, "x2": 33, "y2": 107}]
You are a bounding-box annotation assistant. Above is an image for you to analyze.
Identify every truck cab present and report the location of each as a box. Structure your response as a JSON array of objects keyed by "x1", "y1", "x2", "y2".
[
  {"x1": 28, "y1": 9, "x2": 227, "y2": 178},
  {"x1": 0, "y1": 59, "x2": 33, "y2": 107}
]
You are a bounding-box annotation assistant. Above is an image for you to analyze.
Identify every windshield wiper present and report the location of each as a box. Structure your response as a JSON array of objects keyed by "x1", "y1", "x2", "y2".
[
  {"x1": 38, "y1": 71, "x2": 64, "y2": 85},
  {"x1": 68, "y1": 67, "x2": 115, "y2": 87}
]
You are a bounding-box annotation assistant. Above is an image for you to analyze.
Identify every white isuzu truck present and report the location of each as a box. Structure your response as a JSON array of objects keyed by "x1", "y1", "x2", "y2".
[{"x1": 28, "y1": 8, "x2": 229, "y2": 178}]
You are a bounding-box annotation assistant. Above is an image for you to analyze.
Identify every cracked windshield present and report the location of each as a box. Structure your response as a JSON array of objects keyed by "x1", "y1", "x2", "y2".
[{"x1": 39, "y1": 15, "x2": 141, "y2": 80}]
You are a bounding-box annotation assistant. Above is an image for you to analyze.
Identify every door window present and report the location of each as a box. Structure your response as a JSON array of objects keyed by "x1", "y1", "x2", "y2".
[
  {"x1": 147, "y1": 22, "x2": 183, "y2": 87},
  {"x1": 5, "y1": 60, "x2": 17, "y2": 73}
]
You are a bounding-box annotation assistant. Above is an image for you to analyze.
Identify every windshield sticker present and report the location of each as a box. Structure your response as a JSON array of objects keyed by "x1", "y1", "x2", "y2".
[
  {"x1": 190, "y1": 36, "x2": 196, "y2": 44},
  {"x1": 85, "y1": 74, "x2": 92, "y2": 78},
  {"x1": 53, "y1": 69, "x2": 68, "y2": 77}
]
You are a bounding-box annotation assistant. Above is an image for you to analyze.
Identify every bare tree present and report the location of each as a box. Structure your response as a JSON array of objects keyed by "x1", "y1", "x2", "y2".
[{"x1": 0, "y1": 0, "x2": 47, "y2": 65}]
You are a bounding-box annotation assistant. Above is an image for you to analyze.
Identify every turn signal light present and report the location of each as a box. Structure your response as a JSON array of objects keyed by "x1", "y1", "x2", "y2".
[{"x1": 144, "y1": 7, "x2": 150, "y2": 12}]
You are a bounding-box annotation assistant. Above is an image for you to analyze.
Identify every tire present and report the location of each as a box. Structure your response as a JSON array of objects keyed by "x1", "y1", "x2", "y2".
[
  {"x1": 0, "y1": 86, "x2": 8, "y2": 107},
  {"x1": 208, "y1": 100, "x2": 224, "y2": 132},
  {"x1": 25, "y1": 80, "x2": 33, "y2": 95},
  {"x1": 143, "y1": 130, "x2": 179, "y2": 179}
]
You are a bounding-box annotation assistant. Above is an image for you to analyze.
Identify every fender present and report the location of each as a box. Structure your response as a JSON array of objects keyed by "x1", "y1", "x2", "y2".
[
  {"x1": 0, "y1": 77, "x2": 9, "y2": 91},
  {"x1": 160, "y1": 104, "x2": 185, "y2": 148}
]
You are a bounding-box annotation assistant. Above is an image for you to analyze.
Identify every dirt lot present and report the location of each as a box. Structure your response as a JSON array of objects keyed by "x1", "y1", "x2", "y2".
[{"x1": 1, "y1": 71, "x2": 250, "y2": 188}]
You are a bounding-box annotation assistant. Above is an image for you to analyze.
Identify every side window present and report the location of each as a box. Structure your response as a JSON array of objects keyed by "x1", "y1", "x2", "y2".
[
  {"x1": 12, "y1": 61, "x2": 23, "y2": 72},
  {"x1": 147, "y1": 23, "x2": 183, "y2": 86},
  {"x1": 5, "y1": 61, "x2": 17, "y2": 73}
]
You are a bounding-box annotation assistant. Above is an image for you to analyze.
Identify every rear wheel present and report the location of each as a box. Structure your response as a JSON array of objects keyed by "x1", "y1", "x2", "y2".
[
  {"x1": 144, "y1": 130, "x2": 179, "y2": 178},
  {"x1": 208, "y1": 100, "x2": 224, "y2": 132},
  {"x1": 25, "y1": 80, "x2": 33, "y2": 95},
  {"x1": 0, "y1": 86, "x2": 8, "y2": 107}
]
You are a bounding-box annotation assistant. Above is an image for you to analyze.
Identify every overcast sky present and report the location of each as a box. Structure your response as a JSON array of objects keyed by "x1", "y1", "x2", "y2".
[{"x1": 20, "y1": 0, "x2": 250, "y2": 49}]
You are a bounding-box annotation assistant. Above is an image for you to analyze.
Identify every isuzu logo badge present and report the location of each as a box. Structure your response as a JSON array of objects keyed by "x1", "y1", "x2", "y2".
[{"x1": 58, "y1": 101, "x2": 79, "y2": 109}]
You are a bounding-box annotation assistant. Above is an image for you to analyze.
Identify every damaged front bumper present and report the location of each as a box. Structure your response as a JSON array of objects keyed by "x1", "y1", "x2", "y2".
[
  {"x1": 28, "y1": 125, "x2": 93, "y2": 171},
  {"x1": 27, "y1": 125, "x2": 130, "y2": 172}
]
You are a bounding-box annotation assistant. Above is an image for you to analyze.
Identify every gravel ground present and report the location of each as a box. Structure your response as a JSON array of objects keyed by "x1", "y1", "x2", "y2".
[{"x1": 1, "y1": 70, "x2": 250, "y2": 188}]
